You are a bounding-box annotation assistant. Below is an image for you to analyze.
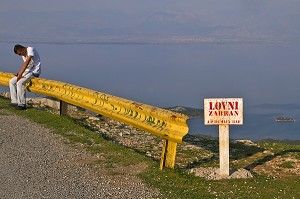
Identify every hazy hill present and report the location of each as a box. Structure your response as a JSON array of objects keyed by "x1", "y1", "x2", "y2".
[
  {"x1": 165, "y1": 106, "x2": 203, "y2": 119},
  {"x1": 250, "y1": 104, "x2": 300, "y2": 110}
]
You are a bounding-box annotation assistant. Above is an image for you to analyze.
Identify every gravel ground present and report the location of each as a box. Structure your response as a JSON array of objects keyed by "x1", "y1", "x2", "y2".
[{"x1": 0, "y1": 109, "x2": 162, "y2": 199}]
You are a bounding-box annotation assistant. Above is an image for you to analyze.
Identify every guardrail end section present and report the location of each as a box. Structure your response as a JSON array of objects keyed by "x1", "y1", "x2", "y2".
[{"x1": 159, "y1": 139, "x2": 177, "y2": 170}]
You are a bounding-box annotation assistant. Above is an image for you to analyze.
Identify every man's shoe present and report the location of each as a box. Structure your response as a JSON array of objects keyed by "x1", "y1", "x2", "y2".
[
  {"x1": 15, "y1": 106, "x2": 27, "y2": 110},
  {"x1": 9, "y1": 103, "x2": 18, "y2": 107}
]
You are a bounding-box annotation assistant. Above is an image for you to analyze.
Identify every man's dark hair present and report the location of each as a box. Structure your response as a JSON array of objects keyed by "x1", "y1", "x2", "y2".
[{"x1": 14, "y1": 44, "x2": 25, "y2": 54}]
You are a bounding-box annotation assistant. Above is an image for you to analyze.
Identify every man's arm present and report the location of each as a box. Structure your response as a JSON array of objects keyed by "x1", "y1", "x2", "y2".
[{"x1": 17, "y1": 55, "x2": 33, "y2": 81}]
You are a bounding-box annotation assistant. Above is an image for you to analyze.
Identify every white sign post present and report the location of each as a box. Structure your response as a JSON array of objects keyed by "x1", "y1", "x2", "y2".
[{"x1": 204, "y1": 98, "x2": 243, "y2": 176}]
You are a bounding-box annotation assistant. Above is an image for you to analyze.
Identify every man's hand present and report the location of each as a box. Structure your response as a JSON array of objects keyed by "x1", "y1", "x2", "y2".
[
  {"x1": 16, "y1": 55, "x2": 32, "y2": 81},
  {"x1": 16, "y1": 74, "x2": 24, "y2": 82}
]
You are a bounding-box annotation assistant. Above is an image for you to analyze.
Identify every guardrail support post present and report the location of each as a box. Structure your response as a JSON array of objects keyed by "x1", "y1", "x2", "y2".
[
  {"x1": 160, "y1": 139, "x2": 177, "y2": 170},
  {"x1": 60, "y1": 100, "x2": 68, "y2": 116}
]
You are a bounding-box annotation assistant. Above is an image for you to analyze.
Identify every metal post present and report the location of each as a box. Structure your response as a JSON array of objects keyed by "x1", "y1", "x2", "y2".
[
  {"x1": 60, "y1": 100, "x2": 68, "y2": 116},
  {"x1": 160, "y1": 139, "x2": 177, "y2": 170}
]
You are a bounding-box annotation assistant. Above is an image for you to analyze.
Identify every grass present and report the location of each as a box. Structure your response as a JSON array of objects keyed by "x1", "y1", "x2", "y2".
[
  {"x1": 296, "y1": 153, "x2": 300, "y2": 160},
  {"x1": 140, "y1": 168, "x2": 300, "y2": 198},
  {"x1": 278, "y1": 161, "x2": 294, "y2": 169},
  {"x1": 1, "y1": 96, "x2": 300, "y2": 198}
]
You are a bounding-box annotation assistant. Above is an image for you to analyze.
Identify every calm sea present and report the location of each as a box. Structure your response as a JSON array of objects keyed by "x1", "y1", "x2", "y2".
[{"x1": 1, "y1": 42, "x2": 299, "y2": 140}]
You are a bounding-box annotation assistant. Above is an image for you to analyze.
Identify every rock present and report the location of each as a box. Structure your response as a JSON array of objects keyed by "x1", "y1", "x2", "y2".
[
  {"x1": 188, "y1": 167, "x2": 221, "y2": 180},
  {"x1": 98, "y1": 128, "x2": 107, "y2": 133},
  {"x1": 122, "y1": 131, "x2": 131, "y2": 136},
  {"x1": 263, "y1": 150, "x2": 274, "y2": 156},
  {"x1": 1, "y1": 92, "x2": 10, "y2": 98},
  {"x1": 88, "y1": 116, "x2": 100, "y2": 121},
  {"x1": 146, "y1": 151, "x2": 152, "y2": 157},
  {"x1": 27, "y1": 98, "x2": 60, "y2": 109},
  {"x1": 233, "y1": 139, "x2": 257, "y2": 146},
  {"x1": 184, "y1": 144, "x2": 200, "y2": 150},
  {"x1": 188, "y1": 167, "x2": 253, "y2": 180},
  {"x1": 230, "y1": 168, "x2": 253, "y2": 179}
]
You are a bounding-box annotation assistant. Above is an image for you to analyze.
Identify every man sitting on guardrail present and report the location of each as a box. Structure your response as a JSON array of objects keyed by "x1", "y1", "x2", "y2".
[{"x1": 9, "y1": 44, "x2": 41, "y2": 110}]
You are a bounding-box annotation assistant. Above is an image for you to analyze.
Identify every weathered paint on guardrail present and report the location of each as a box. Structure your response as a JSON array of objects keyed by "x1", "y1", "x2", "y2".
[{"x1": 0, "y1": 71, "x2": 189, "y2": 169}]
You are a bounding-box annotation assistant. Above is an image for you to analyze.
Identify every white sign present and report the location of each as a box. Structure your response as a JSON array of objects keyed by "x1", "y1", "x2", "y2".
[
  {"x1": 203, "y1": 98, "x2": 244, "y2": 176},
  {"x1": 204, "y1": 98, "x2": 243, "y2": 125}
]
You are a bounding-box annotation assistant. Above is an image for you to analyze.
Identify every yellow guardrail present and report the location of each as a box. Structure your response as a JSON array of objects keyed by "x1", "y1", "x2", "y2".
[{"x1": 0, "y1": 71, "x2": 189, "y2": 169}]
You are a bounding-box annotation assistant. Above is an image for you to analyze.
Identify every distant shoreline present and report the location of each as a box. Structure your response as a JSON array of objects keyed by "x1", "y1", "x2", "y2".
[
  {"x1": 0, "y1": 36, "x2": 281, "y2": 46},
  {"x1": 165, "y1": 106, "x2": 203, "y2": 119}
]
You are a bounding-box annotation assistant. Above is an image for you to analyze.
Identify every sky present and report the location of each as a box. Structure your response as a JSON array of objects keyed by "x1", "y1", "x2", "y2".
[
  {"x1": 1, "y1": 0, "x2": 300, "y2": 43},
  {"x1": 1, "y1": 1, "x2": 300, "y2": 108}
]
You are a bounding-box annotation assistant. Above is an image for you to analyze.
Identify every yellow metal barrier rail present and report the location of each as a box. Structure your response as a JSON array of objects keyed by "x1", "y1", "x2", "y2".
[{"x1": 0, "y1": 71, "x2": 189, "y2": 169}]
